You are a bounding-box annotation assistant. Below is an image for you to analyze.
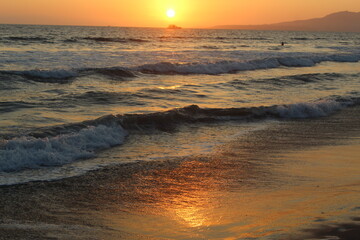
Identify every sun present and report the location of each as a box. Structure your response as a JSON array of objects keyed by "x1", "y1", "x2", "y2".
[{"x1": 166, "y1": 9, "x2": 176, "y2": 18}]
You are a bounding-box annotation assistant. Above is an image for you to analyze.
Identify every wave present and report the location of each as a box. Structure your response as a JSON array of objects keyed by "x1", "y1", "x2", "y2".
[
  {"x1": 82, "y1": 37, "x2": 149, "y2": 43},
  {"x1": 135, "y1": 53, "x2": 360, "y2": 75},
  {"x1": 3, "y1": 34, "x2": 270, "y2": 45},
  {"x1": 0, "y1": 69, "x2": 78, "y2": 83},
  {"x1": 291, "y1": 37, "x2": 326, "y2": 41},
  {"x1": 200, "y1": 45, "x2": 220, "y2": 49},
  {"x1": 1, "y1": 36, "x2": 150, "y2": 44},
  {"x1": 0, "y1": 67, "x2": 136, "y2": 83},
  {"x1": 118, "y1": 97, "x2": 358, "y2": 130},
  {"x1": 229, "y1": 72, "x2": 351, "y2": 88},
  {"x1": 31, "y1": 95, "x2": 360, "y2": 136},
  {"x1": 63, "y1": 38, "x2": 78, "y2": 43},
  {"x1": 284, "y1": 72, "x2": 345, "y2": 82},
  {"x1": 7, "y1": 36, "x2": 47, "y2": 41},
  {"x1": 82, "y1": 67, "x2": 137, "y2": 79},
  {"x1": 0, "y1": 124, "x2": 127, "y2": 172},
  {"x1": 1, "y1": 53, "x2": 359, "y2": 83},
  {"x1": 1, "y1": 95, "x2": 358, "y2": 173},
  {"x1": 158, "y1": 36, "x2": 269, "y2": 41},
  {"x1": 136, "y1": 59, "x2": 278, "y2": 75},
  {"x1": 4, "y1": 36, "x2": 50, "y2": 42}
]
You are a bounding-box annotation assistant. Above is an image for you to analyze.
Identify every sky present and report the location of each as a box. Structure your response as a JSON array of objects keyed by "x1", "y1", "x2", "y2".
[{"x1": 0, "y1": 0, "x2": 360, "y2": 28}]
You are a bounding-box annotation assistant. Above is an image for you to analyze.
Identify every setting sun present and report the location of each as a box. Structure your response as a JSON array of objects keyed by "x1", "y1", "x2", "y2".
[{"x1": 166, "y1": 9, "x2": 176, "y2": 18}]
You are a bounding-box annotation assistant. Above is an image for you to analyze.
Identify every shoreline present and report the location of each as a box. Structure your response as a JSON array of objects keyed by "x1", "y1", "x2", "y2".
[{"x1": 1, "y1": 106, "x2": 359, "y2": 239}]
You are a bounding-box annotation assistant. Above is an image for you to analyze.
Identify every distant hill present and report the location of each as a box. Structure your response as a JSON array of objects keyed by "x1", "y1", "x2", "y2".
[{"x1": 212, "y1": 11, "x2": 360, "y2": 32}]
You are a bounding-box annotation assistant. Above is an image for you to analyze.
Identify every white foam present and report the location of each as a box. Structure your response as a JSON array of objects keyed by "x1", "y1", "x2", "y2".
[{"x1": 0, "y1": 124, "x2": 127, "y2": 172}]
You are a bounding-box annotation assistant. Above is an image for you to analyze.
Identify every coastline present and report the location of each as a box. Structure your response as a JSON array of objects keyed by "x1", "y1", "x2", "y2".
[{"x1": 1, "y1": 106, "x2": 359, "y2": 239}]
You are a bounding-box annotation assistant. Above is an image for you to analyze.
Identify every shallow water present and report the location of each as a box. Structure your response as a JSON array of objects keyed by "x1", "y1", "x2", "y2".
[{"x1": 0, "y1": 106, "x2": 359, "y2": 239}]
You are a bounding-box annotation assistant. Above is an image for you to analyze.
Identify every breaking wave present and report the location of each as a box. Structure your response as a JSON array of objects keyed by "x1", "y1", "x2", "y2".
[
  {"x1": 1, "y1": 53, "x2": 359, "y2": 83},
  {"x1": 0, "y1": 94, "x2": 358, "y2": 173},
  {"x1": 136, "y1": 53, "x2": 360, "y2": 75},
  {"x1": 0, "y1": 125, "x2": 127, "y2": 172},
  {"x1": 117, "y1": 97, "x2": 358, "y2": 130}
]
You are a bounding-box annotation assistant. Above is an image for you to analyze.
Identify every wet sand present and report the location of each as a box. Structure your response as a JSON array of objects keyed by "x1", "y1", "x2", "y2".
[{"x1": 0, "y1": 107, "x2": 359, "y2": 239}]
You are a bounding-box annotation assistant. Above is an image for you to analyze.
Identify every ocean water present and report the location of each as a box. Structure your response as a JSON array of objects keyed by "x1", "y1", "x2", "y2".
[
  {"x1": 1, "y1": 25, "x2": 360, "y2": 240},
  {"x1": 0, "y1": 25, "x2": 359, "y2": 185}
]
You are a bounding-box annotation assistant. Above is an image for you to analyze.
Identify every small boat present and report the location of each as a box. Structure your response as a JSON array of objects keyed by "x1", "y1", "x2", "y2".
[{"x1": 167, "y1": 24, "x2": 182, "y2": 29}]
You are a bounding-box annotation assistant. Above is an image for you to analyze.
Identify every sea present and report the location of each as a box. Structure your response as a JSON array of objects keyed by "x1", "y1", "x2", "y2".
[{"x1": 0, "y1": 25, "x2": 359, "y2": 239}]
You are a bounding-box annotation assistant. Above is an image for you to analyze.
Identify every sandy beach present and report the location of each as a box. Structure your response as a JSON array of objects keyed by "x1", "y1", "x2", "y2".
[{"x1": 1, "y1": 105, "x2": 359, "y2": 239}]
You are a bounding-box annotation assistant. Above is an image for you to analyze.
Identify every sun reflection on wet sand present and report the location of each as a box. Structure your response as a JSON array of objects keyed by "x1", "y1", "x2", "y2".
[
  {"x1": 4, "y1": 108, "x2": 355, "y2": 239},
  {"x1": 99, "y1": 111, "x2": 360, "y2": 239},
  {"x1": 101, "y1": 150, "x2": 359, "y2": 239},
  {"x1": 134, "y1": 159, "x2": 223, "y2": 228},
  {"x1": 169, "y1": 192, "x2": 211, "y2": 228}
]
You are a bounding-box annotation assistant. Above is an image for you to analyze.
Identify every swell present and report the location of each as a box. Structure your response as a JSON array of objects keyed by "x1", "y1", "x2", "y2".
[
  {"x1": 0, "y1": 36, "x2": 149, "y2": 44},
  {"x1": 136, "y1": 54, "x2": 360, "y2": 75},
  {"x1": 82, "y1": 37, "x2": 149, "y2": 43},
  {"x1": 1, "y1": 35, "x2": 275, "y2": 47},
  {"x1": 0, "y1": 70, "x2": 79, "y2": 83},
  {"x1": 117, "y1": 96, "x2": 360, "y2": 131},
  {"x1": 6, "y1": 36, "x2": 48, "y2": 41},
  {"x1": 0, "y1": 67, "x2": 137, "y2": 83},
  {"x1": 1, "y1": 94, "x2": 358, "y2": 173},
  {"x1": 229, "y1": 72, "x2": 357, "y2": 89},
  {"x1": 29, "y1": 94, "x2": 360, "y2": 137},
  {"x1": 159, "y1": 36, "x2": 270, "y2": 40},
  {"x1": 1, "y1": 53, "x2": 359, "y2": 83},
  {"x1": 1, "y1": 36, "x2": 52, "y2": 44},
  {"x1": 291, "y1": 37, "x2": 326, "y2": 41},
  {"x1": 0, "y1": 35, "x2": 278, "y2": 44}
]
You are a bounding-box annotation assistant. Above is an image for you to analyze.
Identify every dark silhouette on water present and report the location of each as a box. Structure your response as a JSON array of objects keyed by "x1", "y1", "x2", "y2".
[{"x1": 167, "y1": 24, "x2": 182, "y2": 29}]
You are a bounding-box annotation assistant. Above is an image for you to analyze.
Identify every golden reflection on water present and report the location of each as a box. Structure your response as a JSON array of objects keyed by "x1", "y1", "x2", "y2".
[
  {"x1": 168, "y1": 191, "x2": 211, "y2": 228},
  {"x1": 102, "y1": 148, "x2": 360, "y2": 239},
  {"x1": 138, "y1": 160, "x2": 222, "y2": 229},
  {"x1": 99, "y1": 120, "x2": 360, "y2": 239},
  {"x1": 158, "y1": 84, "x2": 182, "y2": 90}
]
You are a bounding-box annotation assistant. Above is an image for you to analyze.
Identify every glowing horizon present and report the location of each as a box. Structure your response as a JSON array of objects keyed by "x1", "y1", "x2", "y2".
[{"x1": 0, "y1": 0, "x2": 359, "y2": 28}]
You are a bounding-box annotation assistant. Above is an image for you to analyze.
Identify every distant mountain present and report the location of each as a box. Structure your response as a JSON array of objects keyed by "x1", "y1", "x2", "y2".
[{"x1": 212, "y1": 11, "x2": 360, "y2": 32}]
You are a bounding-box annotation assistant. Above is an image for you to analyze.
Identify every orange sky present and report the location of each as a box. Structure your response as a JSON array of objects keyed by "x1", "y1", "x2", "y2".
[{"x1": 1, "y1": 0, "x2": 360, "y2": 28}]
